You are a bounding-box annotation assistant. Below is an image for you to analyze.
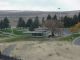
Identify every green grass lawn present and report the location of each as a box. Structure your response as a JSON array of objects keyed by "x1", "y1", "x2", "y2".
[
  {"x1": 0, "y1": 28, "x2": 47, "y2": 42},
  {"x1": 0, "y1": 28, "x2": 24, "y2": 35},
  {"x1": 0, "y1": 28, "x2": 48, "y2": 42},
  {"x1": 0, "y1": 28, "x2": 25, "y2": 42},
  {"x1": 60, "y1": 33, "x2": 80, "y2": 42},
  {"x1": 0, "y1": 28, "x2": 80, "y2": 43},
  {"x1": 0, "y1": 35, "x2": 50, "y2": 43}
]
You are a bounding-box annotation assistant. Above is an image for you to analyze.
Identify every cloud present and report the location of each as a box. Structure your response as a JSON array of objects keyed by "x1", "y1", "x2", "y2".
[
  {"x1": 0, "y1": 0, "x2": 80, "y2": 11},
  {"x1": 57, "y1": 0, "x2": 80, "y2": 10}
]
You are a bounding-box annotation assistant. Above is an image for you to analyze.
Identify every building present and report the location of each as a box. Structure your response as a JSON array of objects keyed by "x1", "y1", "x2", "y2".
[
  {"x1": 23, "y1": 27, "x2": 52, "y2": 37},
  {"x1": 54, "y1": 28, "x2": 72, "y2": 36}
]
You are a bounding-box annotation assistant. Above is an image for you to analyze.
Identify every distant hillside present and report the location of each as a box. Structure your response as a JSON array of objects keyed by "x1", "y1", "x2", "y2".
[{"x1": 0, "y1": 10, "x2": 80, "y2": 17}]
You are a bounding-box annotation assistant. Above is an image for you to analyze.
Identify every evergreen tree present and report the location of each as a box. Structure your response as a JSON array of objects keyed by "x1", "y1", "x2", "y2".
[
  {"x1": 47, "y1": 14, "x2": 52, "y2": 20},
  {"x1": 29, "y1": 23, "x2": 34, "y2": 31},
  {"x1": 52, "y1": 15, "x2": 57, "y2": 20},
  {"x1": 26, "y1": 18, "x2": 33, "y2": 28},
  {"x1": 25, "y1": 18, "x2": 34, "y2": 31},
  {"x1": 64, "y1": 16, "x2": 74, "y2": 27},
  {"x1": 73, "y1": 15, "x2": 78, "y2": 24},
  {"x1": 0, "y1": 20, "x2": 4, "y2": 29},
  {"x1": 33, "y1": 16, "x2": 40, "y2": 28},
  {"x1": 3, "y1": 17, "x2": 10, "y2": 28},
  {"x1": 17, "y1": 17, "x2": 25, "y2": 28},
  {"x1": 78, "y1": 13, "x2": 80, "y2": 22}
]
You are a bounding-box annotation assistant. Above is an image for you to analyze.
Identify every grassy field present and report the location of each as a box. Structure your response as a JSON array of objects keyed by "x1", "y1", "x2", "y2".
[
  {"x1": 0, "y1": 28, "x2": 50, "y2": 43},
  {"x1": 60, "y1": 33, "x2": 80, "y2": 42},
  {"x1": 0, "y1": 28, "x2": 80, "y2": 60},
  {"x1": 0, "y1": 28, "x2": 80, "y2": 43}
]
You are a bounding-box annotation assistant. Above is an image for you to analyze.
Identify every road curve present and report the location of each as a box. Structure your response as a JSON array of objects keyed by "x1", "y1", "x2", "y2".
[
  {"x1": 2, "y1": 44, "x2": 16, "y2": 56},
  {"x1": 73, "y1": 37, "x2": 80, "y2": 45}
]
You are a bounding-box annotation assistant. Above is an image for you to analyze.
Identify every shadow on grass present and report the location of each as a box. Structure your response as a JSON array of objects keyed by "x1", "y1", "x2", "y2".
[{"x1": 0, "y1": 35, "x2": 55, "y2": 43}]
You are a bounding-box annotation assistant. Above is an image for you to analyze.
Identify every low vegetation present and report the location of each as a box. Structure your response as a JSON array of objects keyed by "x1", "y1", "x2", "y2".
[
  {"x1": 0, "y1": 28, "x2": 50, "y2": 43},
  {"x1": 0, "y1": 14, "x2": 80, "y2": 42},
  {"x1": 60, "y1": 33, "x2": 80, "y2": 42},
  {"x1": 0, "y1": 27, "x2": 80, "y2": 43}
]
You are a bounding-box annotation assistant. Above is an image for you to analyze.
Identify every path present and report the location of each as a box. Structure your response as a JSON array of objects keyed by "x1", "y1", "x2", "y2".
[
  {"x1": 2, "y1": 44, "x2": 16, "y2": 56},
  {"x1": 73, "y1": 37, "x2": 80, "y2": 45}
]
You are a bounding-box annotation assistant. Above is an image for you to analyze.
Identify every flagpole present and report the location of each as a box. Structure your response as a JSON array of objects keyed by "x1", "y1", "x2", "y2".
[
  {"x1": 58, "y1": 8, "x2": 61, "y2": 20},
  {"x1": 58, "y1": 8, "x2": 61, "y2": 36}
]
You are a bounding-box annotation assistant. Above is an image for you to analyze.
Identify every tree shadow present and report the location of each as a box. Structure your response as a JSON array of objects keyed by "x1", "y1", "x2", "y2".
[{"x1": 0, "y1": 52, "x2": 21, "y2": 60}]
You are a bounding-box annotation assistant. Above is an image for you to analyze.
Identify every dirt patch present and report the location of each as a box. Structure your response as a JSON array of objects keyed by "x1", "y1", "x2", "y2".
[{"x1": 1, "y1": 41, "x2": 80, "y2": 60}]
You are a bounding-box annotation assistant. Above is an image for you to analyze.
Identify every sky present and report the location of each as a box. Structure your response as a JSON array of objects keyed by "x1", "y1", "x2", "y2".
[{"x1": 0, "y1": 0, "x2": 80, "y2": 11}]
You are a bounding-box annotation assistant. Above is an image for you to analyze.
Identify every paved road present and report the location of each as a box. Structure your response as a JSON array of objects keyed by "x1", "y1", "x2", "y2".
[
  {"x1": 2, "y1": 44, "x2": 16, "y2": 56},
  {"x1": 73, "y1": 37, "x2": 80, "y2": 45}
]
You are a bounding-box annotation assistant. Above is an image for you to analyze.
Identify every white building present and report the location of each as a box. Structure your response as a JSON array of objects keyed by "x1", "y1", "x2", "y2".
[{"x1": 23, "y1": 27, "x2": 52, "y2": 37}]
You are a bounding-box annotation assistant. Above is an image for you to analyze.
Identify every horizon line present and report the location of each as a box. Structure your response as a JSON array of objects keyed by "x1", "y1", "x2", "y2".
[{"x1": 0, "y1": 9, "x2": 80, "y2": 12}]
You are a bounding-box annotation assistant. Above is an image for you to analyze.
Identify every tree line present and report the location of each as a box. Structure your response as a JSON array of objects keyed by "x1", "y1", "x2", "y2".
[
  {"x1": 45, "y1": 13, "x2": 80, "y2": 28},
  {"x1": 0, "y1": 17, "x2": 10, "y2": 29},
  {"x1": 63, "y1": 14, "x2": 80, "y2": 28},
  {"x1": 17, "y1": 16, "x2": 40, "y2": 31},
  {"x1": 0, "y1": 13, "x2": 80, "y2": 30},
  {"x1": 0, "y1": 16, "x2": 40, "y2": 31}
]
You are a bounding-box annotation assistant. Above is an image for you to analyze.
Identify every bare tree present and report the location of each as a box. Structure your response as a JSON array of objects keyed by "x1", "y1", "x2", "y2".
[{"x1": 44, "y1": 19, "x2": 64, "y2": 36}]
